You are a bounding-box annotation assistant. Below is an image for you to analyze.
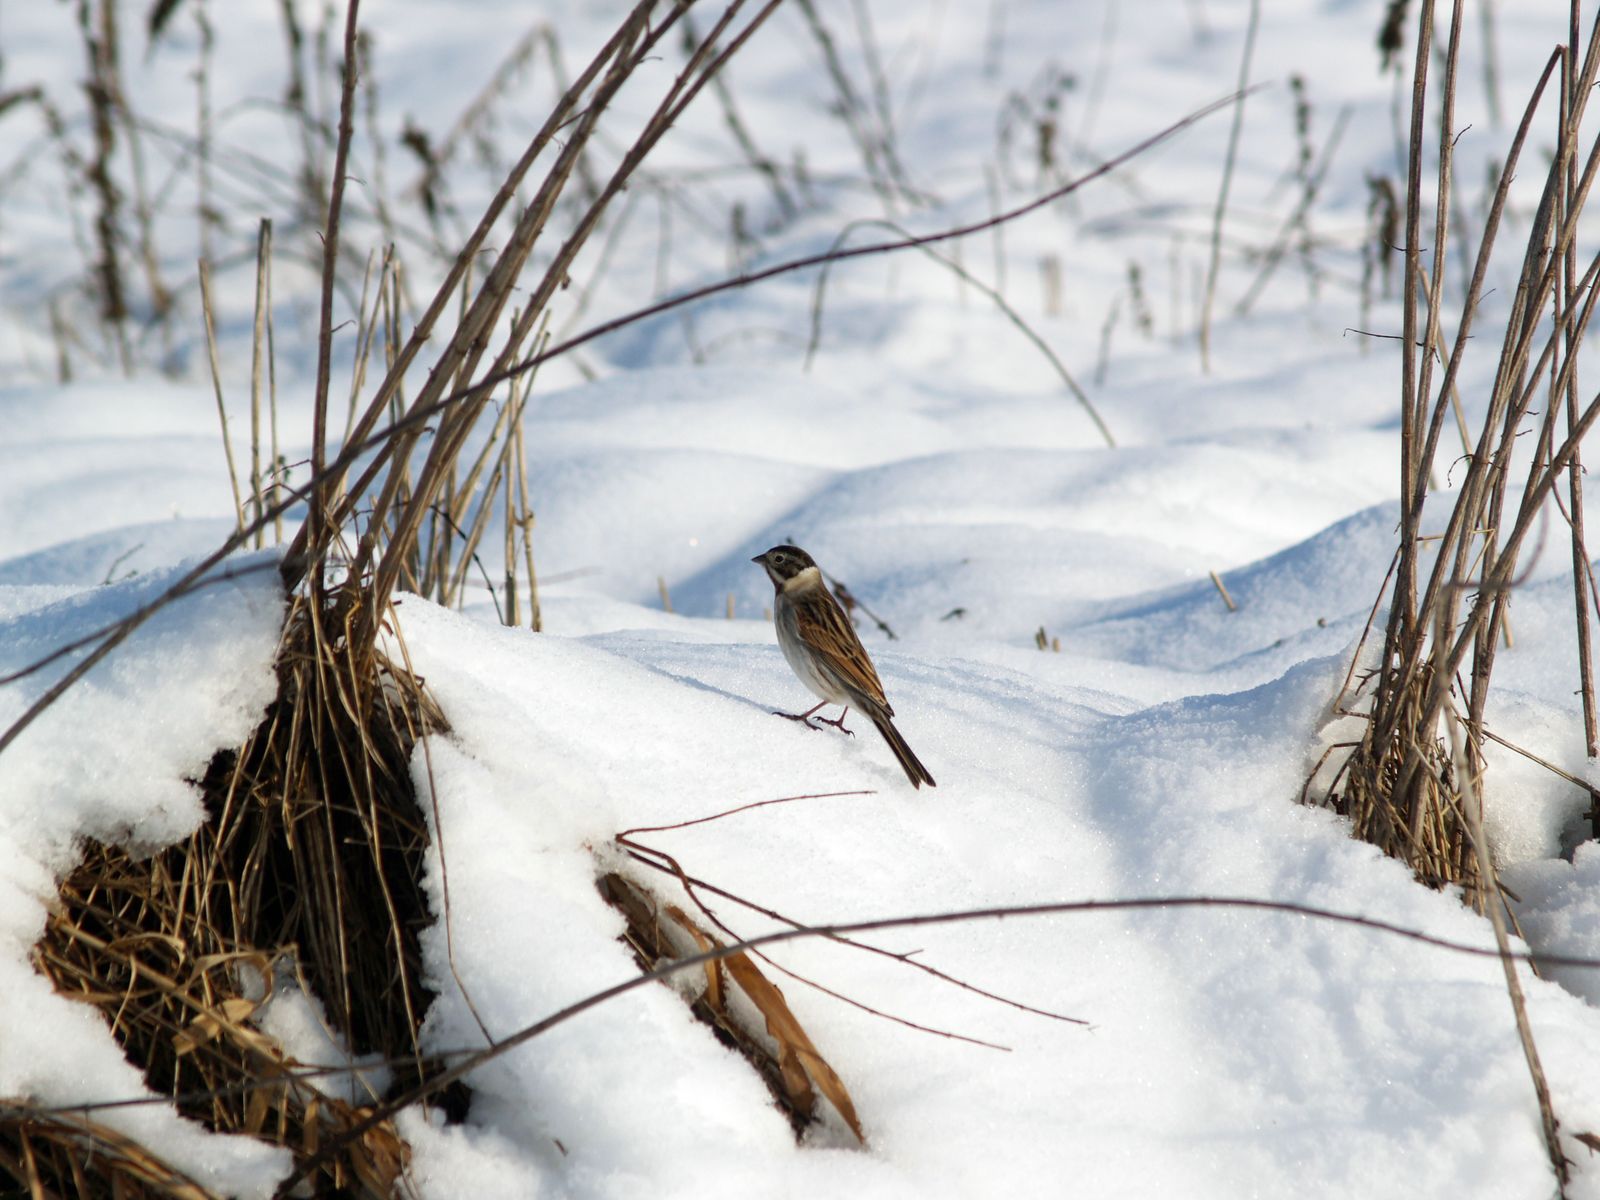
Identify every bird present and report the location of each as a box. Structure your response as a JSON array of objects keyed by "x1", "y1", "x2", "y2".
[{"x1": 751, "y1": 545, "x2": 936, "y2": 788}]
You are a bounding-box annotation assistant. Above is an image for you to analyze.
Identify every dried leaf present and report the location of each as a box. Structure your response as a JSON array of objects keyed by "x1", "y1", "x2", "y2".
[
  {"x1": 604, "y1": 880, "x2": 865, "y2": 1143},
  {"x1": 722, "y1": 950, "x2": 864, "y2": 1143},
  {"x1": 244, "y1": 1085, "x2": 272, "y2": 1135},
  {"x1": 665, "y1": 905, "x2": 723, "y2": 1011},
  {"x1": 345, "y1": 1109, "x2": 412, "y2": 1195},
  {"x1": 172, "y1": 1011, "x2": 221, "y2": 1056}
]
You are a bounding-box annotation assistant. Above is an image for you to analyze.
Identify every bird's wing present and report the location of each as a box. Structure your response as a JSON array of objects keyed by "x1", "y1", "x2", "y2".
[{"x1": 794, "y1": 587, "x2": 889, "y2": 710}]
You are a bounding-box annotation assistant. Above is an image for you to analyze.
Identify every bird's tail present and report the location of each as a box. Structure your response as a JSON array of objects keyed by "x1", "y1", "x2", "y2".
[{"x1": 869, "y1": 710, "x2": 936, "y2": 789}]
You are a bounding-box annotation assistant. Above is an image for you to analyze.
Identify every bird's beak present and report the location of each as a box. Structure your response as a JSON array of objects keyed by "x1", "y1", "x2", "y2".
[{"x1": 750, "y1": 553, "x2": 764, "y2": 565}]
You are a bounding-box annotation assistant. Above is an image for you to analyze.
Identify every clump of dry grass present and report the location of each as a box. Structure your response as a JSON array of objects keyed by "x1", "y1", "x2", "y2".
[
  {"x1": 1320, "y1": 5, "x2": 1600, "y2": 901},
  {"x1": 2, "y1": 1109, "x2": 220, "y2": 1199},
  {"x1": 1310, "y1": 5, "x2": 1600, "y2": 1192},
  {"x1": 25, "y1": 584, "x2": 445, "y2": 1196}
]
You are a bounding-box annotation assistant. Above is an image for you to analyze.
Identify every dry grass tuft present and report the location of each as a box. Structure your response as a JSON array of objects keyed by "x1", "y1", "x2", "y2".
[
  {"x1": 1, "y1": 1109, "x2": 215, "y2": 1199},
  {"x1": 1323, "y1": 663, "x2": 1484, "y2": 898},
  {"x1": 1310, "y1": 6, "x2": 1600, "y2": 1190},
  {"x1": 21, "y1": 583, "x2": 448, "y2": 1197}
]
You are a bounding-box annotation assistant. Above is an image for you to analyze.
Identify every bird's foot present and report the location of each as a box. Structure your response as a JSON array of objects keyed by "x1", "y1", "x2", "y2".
[
  {"x1": 773, "y1": 709, "x2": 825, "y2": 732},
  {"x1": 812, "y1": 707, "x2": 855, "y2": 737}
]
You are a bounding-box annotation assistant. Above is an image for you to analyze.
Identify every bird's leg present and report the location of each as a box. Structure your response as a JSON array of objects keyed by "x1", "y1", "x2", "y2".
[
  {"x1": 812, "y1": 706, "x2": 855, "y2": 736},
  {"x1": 773, "y1": 700, "x2": 830, "y2": 730}
]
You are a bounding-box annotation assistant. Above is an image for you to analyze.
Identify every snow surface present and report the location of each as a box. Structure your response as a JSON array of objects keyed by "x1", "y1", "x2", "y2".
[{"x1": 4, "y1": 0, "x2": 1600, "y2": 1197}]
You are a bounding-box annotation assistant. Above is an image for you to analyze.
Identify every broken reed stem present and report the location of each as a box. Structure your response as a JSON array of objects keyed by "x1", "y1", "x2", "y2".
[
  {"x1": 511, "y1": 357, "x2": 542, "y2": 632},
  {"x1": 251, "y1": 219, "x2": 272, "y2": 549},
  {"x1": 503, "y1": 439, "x2": 518, "y2": 627},
  {"x1": 48, "y1": 296, "x2": 74, "y2": 384},
  {"x1": 1198, "y1": 0, "x2": 1259, "y2": 372},
  {"x1": 78, "y1": 0, "x2": 132, "y2": 373},
  {"x1": 1208, "y1": 570, "x2": 1237, "y2": 612},
  {"x1": 198, "y1": 258, "x2": 246, "y2": 534},
  {"x1": 267, "y1": 221, "x2": 284, "y2": 547}
]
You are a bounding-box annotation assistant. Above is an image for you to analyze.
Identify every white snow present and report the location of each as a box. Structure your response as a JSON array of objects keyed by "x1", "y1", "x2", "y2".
[{"x1": 3, "y1": 0, "x2": 1600, "y2": 1197}]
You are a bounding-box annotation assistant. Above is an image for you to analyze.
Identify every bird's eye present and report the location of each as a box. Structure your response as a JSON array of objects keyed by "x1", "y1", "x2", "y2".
[{"x1": 773, "y1": 553, "x2": 787, "y2": 563}]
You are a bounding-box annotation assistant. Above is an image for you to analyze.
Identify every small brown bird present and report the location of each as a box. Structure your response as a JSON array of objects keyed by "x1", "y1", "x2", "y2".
[{"x1": 752, "y1": 545, "x2": 936, "y2": 788}]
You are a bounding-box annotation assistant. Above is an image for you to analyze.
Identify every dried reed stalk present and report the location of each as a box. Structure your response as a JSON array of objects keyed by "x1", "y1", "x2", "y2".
[
  {"x1": 1197, "y1": 0, "x2": 1259, "y2": 372},
  {"x1": 1319, "y1": 7, "x2": 1600, "y2": 1191},
  {"x1": 286, "y1": 0, "x2": 787, "y2": 649},
  {"x1": 1331, "y1": 9, "x2": 1600, "y2": 890}
]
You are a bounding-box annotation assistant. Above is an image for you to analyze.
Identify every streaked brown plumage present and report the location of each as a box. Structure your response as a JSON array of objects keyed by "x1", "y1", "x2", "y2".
[{"x1": 752, "y1": 545, "x2": 936, "y2": 788}]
